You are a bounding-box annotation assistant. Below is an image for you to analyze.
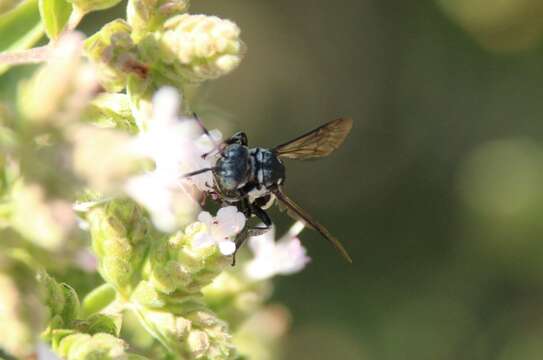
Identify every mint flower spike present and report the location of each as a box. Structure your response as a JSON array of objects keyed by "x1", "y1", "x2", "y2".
[
  {"x1": 139, "y1": 206, "x2": 247, "y2": 296},
  {"x1": 87, "y1": 199, "x2": 151, "y2": 296},
  {"x1": 149, "y1": 13, "x2": 245, "y2": 83},
  {"x1": 125, "y1": 87, "x2": 219, "y2": 232},
  {"x1": 127, "y1": 207, "x2": 248, "y2": 359},
  {"x1": 245, "y1": 221, "x2": 311, "y2": 280},
  {"x1": 128, "y1": 0, "x2": 191, "y2": 42}
]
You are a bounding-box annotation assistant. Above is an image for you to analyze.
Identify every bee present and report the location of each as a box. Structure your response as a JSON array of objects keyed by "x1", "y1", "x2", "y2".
[{"x1": 185, "y1": 117, "x2": 353, "y2": 264}]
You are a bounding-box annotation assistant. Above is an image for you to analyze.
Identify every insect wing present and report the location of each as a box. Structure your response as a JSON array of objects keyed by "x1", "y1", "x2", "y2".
[
  {"x1": 273, "y1": 117, "x2": 353, "y2": 160},
  {"x1": 273, "y1": 188, "x2": 352, "y2": 263}
]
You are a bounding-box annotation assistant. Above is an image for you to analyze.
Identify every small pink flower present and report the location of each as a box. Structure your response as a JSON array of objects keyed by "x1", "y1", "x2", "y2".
[
  {"x1": 193, "y1": 206, "x2": 246, "y2": 255},
  {"x1": 245, "y1": 221, "x2": 310, "y2": 280}
]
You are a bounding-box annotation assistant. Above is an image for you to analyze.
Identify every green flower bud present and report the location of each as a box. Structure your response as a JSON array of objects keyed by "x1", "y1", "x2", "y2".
[
  {"x1": 39, "y1": 271, "x2": 81, "y2": 336},
  {"x1": 185, "y1": 308, "x2": 235, "y2": 359},
  {"x1": 87, "y1": 200, "x2": 151, "y2": 296},
  {"x1": 54, "y1": 332, "x2": 147, "y2": 360},
  {"x1": 128, "y1": 220, "x2": 238, "y2": 358},
  {"x1": 145, "y1": 14, "x2": 245, "y2": 83},
  {"x1": 85, "y1": 20, "x2": 147, "y2": 92},
  {"x1": 128, "y1": 0, "x2": 190, "y2": 42},
  {"x1": 75, "y1": 314, "x2": 121, "y2": 336}
]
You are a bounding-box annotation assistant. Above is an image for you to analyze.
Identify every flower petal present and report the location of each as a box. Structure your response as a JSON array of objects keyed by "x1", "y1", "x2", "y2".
[
  {"x1": 217, "y1": 206, "x2": 246, "y2": 236},
  {"x1": 193, "y1": 232, "x2": 214, "y2": 249},
  {"x1": 248, "y1": 226, "x2": 276, "y2": 256},
  {"x1": 245, "y1": 259, "x2": 274, "y2": 280},
  {"x1": 218, "y1": 240, "x2": 236, "y2": 255},
  {"x1": 245, "y1": 223, "x2": 310, "y2": 280},
  {"x1": 125, "y1": 173, "x2": 176, "y2": 232},
  {"x1": 275, "y1": 237, "x2": 310, "y2": 274},
  {"x1": 197, "y1": 211, "x2": 213, "y2": 225},
  {"x1": 152, "y1": 86, "x2": 181, "y2": 125}
]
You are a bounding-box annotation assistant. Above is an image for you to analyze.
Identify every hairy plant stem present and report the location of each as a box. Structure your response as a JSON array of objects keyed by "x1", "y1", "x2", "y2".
[
  {"x1": 67, "y1": 9, "x2": 85, "y2": 32},
  {"x1": 0, "y1": 46, "x2": 51, "y2": 66},
  {"x1": 0, "y1": 10, "x2": 85, "y2": 67}
]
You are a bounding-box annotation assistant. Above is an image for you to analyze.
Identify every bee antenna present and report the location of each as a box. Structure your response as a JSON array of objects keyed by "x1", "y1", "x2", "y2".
[
  {"x1": 182, "y1": 167, "x2": 217, "y2": 178},
  {"x1": 193, "y1": 112, "x2": 219, "y2": 146}
]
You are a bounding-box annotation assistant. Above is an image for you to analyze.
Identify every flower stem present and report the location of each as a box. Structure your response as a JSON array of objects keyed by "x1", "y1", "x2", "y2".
[
  {"x1": 67, "y1": 9, "x2": 85, "y2": 32},
  {"x1": 0, "y1": 45, "x2": 51, "y2": 66}
]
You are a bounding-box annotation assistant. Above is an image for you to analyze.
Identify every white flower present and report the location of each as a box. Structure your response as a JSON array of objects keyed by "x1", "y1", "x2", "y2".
[
  {"x1": 124, "y1": 87, "x2": 221, "y2": 232},
  {"x1": 245, "y1": 221, "x2": 310, "y2": 280},
  {"x1": 193, "y1": 206, "x2": 246, "y2": 255}
]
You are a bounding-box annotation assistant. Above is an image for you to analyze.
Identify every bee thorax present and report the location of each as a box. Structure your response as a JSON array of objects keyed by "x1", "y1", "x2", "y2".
[{"x1": 249, "y1": 147, "x2": 285, "y2": 187}]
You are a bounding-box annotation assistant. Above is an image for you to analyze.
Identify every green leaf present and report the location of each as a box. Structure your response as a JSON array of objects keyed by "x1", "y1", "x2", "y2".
[
  {"x1": 0, "y1": 0, "x2": 44, "y2": 75},
  {"x1": 38, "y1": 0, "x2": 72, "y2": 39}
]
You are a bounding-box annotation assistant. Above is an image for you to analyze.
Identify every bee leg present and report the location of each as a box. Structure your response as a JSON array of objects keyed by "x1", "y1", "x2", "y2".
[
  {"x1": 231, "y1": 228, "x2": 249, "y2": 266},
  {"x1": 231, "y1": 199, "x2": 253, "y2": 266},
  {"x1": 247, "y1": 204, "x2": 272, "y2": 237},
  {"x1": 231, "y1": 202, "x2": 271, "y2": 266}
]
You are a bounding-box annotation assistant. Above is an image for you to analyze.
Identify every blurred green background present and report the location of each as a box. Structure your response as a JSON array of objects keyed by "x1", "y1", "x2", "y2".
[
  {"x1": 197, "y1": 2, "x2": 543, "y2": 359},
  {"x1": 7, "y1": 0, "x2": 543, "y2": 359}
]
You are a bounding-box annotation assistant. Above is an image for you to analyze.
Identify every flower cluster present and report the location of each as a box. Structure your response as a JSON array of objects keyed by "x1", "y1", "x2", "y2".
[{"x1": 0, "y1": 0, "x2": 313, "y2": 359}]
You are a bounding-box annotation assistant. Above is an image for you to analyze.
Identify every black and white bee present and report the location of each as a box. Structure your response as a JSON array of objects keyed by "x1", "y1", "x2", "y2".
[{"x1": 185, "y1": 117, "x2": 353, "y2": 264}]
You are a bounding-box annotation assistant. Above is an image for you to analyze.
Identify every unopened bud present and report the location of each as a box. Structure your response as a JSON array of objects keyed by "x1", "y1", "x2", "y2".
[
  {"x1": 85, "y1": 20, "x2": 147, "y2": 92},
  {"x1": 145, "y1": 14, "x2": 245, "y2": 83}
]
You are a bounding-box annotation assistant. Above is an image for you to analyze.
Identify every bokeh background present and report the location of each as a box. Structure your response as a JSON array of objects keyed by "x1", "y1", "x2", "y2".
[{"x1": 5, "y1": 0, "x2": 543, "y2": 359}]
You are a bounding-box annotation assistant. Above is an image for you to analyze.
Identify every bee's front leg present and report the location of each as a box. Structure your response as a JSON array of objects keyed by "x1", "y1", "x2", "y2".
[
  {"x1": 231, "y1": 198, "x2": 252, "y2": 266},
  {"x1": 247, "y1": 204, "x2": 272, "y2": 237}
]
